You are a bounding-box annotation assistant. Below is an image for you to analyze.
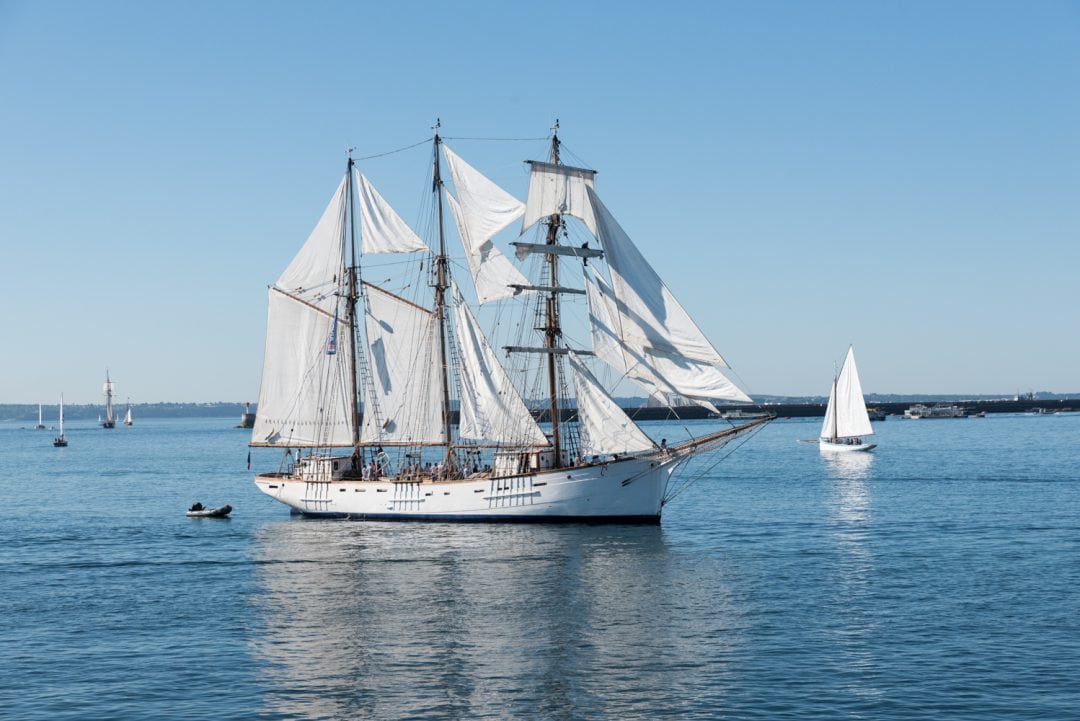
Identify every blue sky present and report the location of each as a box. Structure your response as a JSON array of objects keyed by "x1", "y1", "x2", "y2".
[{"x1": 1, "y1": 1, "x2": 1077, "y2": 403}]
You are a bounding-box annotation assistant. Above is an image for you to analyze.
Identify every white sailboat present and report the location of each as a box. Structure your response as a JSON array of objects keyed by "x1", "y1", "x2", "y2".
[
  {"x1": 35, "y1": 403, "x2": 45, "y2": 430},
  {"x1": 123, "y1": 400, "x2": 133, "y2": 427},
  {"x1": 819, "y1": 346, "x2": 876, "y2": 453},
  {"x1": 251, "y1": 124, "x2": 765, "y2": 522},
  {"x1": 53, "y1": 394, "x2": 67, "y2": 447},
  {"x1": 102, "y1": 371, "x2": 116, "y2": 428}
]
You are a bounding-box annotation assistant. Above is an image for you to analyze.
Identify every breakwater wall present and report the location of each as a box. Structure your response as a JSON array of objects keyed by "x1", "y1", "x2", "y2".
[{"x1": 611, "y1": 398, "x2": 1079, "y2": 421}]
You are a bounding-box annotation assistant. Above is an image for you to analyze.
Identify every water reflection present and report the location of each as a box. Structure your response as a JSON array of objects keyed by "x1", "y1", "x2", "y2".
[
  {"x1": 822, "y1": 450, "x2": 881, "y2": 704},
  {"x1": 248, "y1": 521, "x2": 744, "y2": 720},
  {"x1": 822, "y1": 450, "x2": 873, "y2": 483}
]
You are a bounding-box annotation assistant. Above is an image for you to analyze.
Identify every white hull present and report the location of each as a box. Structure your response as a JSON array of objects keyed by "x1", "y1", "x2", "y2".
[
  {"x1": 819, "y1": 439, "x2": 876, "y2": 453},
  {"x1": 255, "y1": 454, "x2": 678, "y2": 522}
]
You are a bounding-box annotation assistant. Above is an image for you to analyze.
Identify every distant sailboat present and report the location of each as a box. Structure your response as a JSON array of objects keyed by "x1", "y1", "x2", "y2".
[
  {"x1": 819, "y1": 346, "x2": 876, "y2": 453},
  {"x1": 102, "y1": 370, "x2": 116, "y2": 428},
  {"x1": 35, "y1": 403, "x2": 45, "y2": 430},
  {"x1": 53, "y1": 395, "x2": 68, "y2": 447},
  {"x1": 124, "y1": 400, "x2": 133, "y2": 427}
]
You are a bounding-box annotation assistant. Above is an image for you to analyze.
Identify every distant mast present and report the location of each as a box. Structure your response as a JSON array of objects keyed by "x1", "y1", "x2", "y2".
[
  {"x1": 36, "y1": 403, "x2": 45, "y2": 430},
  {"x1": 53, "y1": 394, "x2": 68, "y2": 447},
  {"x1": 102, "y1": 370, "x2": 116, "y2": 429}
]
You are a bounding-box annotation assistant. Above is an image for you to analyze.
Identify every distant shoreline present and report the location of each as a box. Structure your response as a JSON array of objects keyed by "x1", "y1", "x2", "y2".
[{"x1": 3, "y1": 398, "x2": 1077, "y2": 423}]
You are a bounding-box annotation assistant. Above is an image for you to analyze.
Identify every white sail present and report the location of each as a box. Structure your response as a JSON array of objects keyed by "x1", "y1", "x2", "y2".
[
  {"x1": 445, "y1": 193, "x2": 530, "y2": 304},
  {"x1": 821, "y1": 347, "x2": 873, "y2": 439},
  {"x1": 276, "y1": 175, "x2": 349, "y2": 314},
  {"x1": 451, "y1": 284, "x2": 548, "y2": 446},
  {"x1": 252, "y1": 177, "x2": 354, "y2": 447},
  {"x1": 588, "y1": 187, "x2": 730, "y2": 369},
  {"x1": 361, "y1": 283, "x2": 445, "y2": 445},
  {"x1": 584, "y1": 269, "x2": 751, "y2": 406},
  {"x1": 252, "y1": 290, "x2": 353, "y2": 447},
  {"x1": 354, "y1": 169, "x2": 429, "y2": 255},
  {"x1": 521, "y1": 160, "x2": 598, "y2": 236},
  {"x1": 443, "y1": 145, "x2": 526, "y2": 246},
  {"x1": 568, "y1": 352, "x2": 655, "y2": 456},
  {"x1": 59, "y1": 395, "x2": 64, "y2": 434}
]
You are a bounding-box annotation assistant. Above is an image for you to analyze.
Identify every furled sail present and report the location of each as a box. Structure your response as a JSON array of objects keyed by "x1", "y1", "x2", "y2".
[
  {"x1": 568, "y1": 352, "x2": 655, "y2": 456},
  {"x1": 821, "y1": 347, "x2": 873, "y2": 439},
  {"x1": 361, "y1": 283, "x2": 445, "y2": 445},
  {"x1": 451, "y1": 285, "x2": 549, "y2": 446},
  {"x1": 445, "y1": 193, "x2": 529, "y2": 304},
  {"x1": 353, "y1": 169, "x2": 429, "y2": 255},
  {"x1": 521, "y1": 160, "x2": 598, "y2": 236},
  {"x1": 588, "y1": 187, "x2": 730, "y2": 368},
  {"x1": 584, "y1": 269, "x2": 752, "y2": 407},
  {"x1": 252, "y1": 176, "x2": 355, "y2": 448}
]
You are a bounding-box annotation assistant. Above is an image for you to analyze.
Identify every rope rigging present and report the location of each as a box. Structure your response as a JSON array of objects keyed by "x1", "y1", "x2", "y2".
[{"x1": 662, "y1": 419, "x2": 772, "y2": 505}]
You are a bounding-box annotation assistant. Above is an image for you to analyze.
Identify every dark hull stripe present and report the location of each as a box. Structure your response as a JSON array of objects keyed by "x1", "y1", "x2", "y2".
[{"x1": 287, "y1": 510, "x2": 661, "y2": 525}]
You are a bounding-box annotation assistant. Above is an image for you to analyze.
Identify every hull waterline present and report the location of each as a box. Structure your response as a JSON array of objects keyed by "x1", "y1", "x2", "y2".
[
  {"x1": 819, "y1": 440, "x2": 876, "y2": 453},
  {"x1": 255, "y1": 455, "x2": 677, "y2": 523}
]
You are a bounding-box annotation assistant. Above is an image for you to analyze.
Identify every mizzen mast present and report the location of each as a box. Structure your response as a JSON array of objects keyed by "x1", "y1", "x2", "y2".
[{"x1": 432, "y1": 120, "x2": 456, "y2": 472}]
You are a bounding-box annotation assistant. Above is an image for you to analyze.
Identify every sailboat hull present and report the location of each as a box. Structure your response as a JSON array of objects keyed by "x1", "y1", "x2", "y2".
[
  {"x1": 255, "y1": 455, "x2": 676, "y2": 523},
  {"x1": 819, "y1": 440, "x2": 876, "y2": 453}
]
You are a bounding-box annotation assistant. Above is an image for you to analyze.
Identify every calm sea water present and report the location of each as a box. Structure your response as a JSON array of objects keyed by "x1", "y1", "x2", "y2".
[{"x1": 1, "y1": 413, "x2": 1078, "y2": 720}]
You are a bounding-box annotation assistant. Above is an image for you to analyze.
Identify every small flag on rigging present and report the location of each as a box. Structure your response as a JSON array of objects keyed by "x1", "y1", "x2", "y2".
[{"x1": 325, "y1": 307, "x2": 339, "y2": 355}]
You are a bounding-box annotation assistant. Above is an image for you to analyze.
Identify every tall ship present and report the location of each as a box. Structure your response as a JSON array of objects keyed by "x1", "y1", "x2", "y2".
[
  {"x1": 251, "y1": 125, "x2": 767, "y2": 521},
  {"x1": 101, "y1": 371, "x2": 116, "y2": 428}
]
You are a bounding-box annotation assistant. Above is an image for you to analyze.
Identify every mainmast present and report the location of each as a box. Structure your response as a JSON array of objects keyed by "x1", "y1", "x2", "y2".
[
  {"x1": 544, "y1": 122, "x2": 564, "y2": 466},
  {"x1": 432, "y1": 120, "x2": 455, "y2": 471},
  {"x1": 345, "y1": 151, "x2": 362, "y2": 457}
]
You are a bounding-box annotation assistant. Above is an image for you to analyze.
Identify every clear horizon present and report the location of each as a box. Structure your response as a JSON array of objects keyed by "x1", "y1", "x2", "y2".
[{"x1": 1, "y1": 1, "x2": 1077, "y2": 404}]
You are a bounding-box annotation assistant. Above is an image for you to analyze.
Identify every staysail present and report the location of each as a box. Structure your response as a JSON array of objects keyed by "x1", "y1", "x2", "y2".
[
  {"x1": 568, "y1": 351, "x2": 655, "y2": 456},
  {"x1": 361, "y1": 283, "x2": 445, "y2": 445},
  {"x1": 252, "y1": 176, "x2": 354, "y2": 447},
  {"x1": 444, "y1": 192, "x2": 529, "y2": 304},
  {"x1": 588, "y1": 187, "x2": 731, "y2": 369},
  {"x1": 443, "y1": 145, "x2": 526, "y2": 247},
  {"x1": 584, "y1": 261, "x2": 751, "y2": 407},
  {"x1": 353, "y1": 169, "x2": 430, "y2": 255},
  {"x1": 821, "y1": 346, "x2": 873, "y2": 439},
  {"x1": 451, "y1": 284, "x2": 548, "y2": 446}
]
